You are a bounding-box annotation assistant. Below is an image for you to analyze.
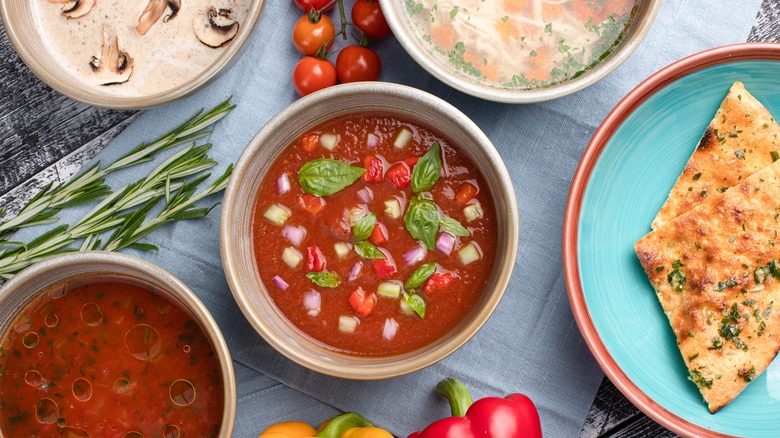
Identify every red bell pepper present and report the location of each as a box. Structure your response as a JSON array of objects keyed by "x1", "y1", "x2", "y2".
[
  {"x1": 408, "y1": 377, "x2": 542, "y2": 438},
  {"x1": 372, "y1": 258, "x2": 396, "y2": 279},
  {"x1": 363, "y1": 155, "x2": 384, "y2": 182},
  {"x1": 369, "y1": 223, "x2": 388, "y2": 245},
  {"x1": 386, "y1": 162, "x2": 411, "y2": 189},
  {"x1": 349, "y1": 287, "x2": 376, "y2": 317},
  {"x1": 306, "y1": 246, "x2": 326, "y2": 271},
  {"x1": 422, "y1": 272, "x2": 453, "y2": 294}
]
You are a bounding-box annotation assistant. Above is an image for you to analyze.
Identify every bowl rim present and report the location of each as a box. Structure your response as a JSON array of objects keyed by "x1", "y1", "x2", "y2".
[
  {"x1": 378, "y1": 0, "x2": 662, "y2": 104},
  {"x1": 0, "y1": 0, "x2": 265, "y2": 110},
  {"x1": 0, "y1": 251, "x2": 237, "y2": 436},
  {"x1": 562, "y1": 42, "x2": 780, "y2": 438},
  {"x1": 220, "y1": 81, "x2": 519, "y2": 379}
]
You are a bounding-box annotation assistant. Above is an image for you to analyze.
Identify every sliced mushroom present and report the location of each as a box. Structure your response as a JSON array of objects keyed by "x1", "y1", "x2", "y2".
[
  {"x1": 136, "y1": 0, "x2": 181, "y2": 35},
  {"x1": 89, "y1": 29, "x2": 134, "y2": 86},
  {"x1": 194, "y1": 7, "x2": 240, "y2": 48},
  {"x1": 48, "y1": 0, "x2": 96, "y2": 18}
]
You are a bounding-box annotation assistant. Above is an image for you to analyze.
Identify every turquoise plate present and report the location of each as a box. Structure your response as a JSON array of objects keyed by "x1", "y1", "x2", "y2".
[{"x1": 564, "y1": 43, "x2": 780, "y2": 437}]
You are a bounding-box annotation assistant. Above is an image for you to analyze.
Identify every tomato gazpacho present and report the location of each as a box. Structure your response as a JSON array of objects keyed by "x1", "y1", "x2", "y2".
[
  {"x1": 252, "y1": 113, "x2": 497, "y2": 356},
  {"x1": 0, "y1": 276, "x2": 224, "y2": 436}
]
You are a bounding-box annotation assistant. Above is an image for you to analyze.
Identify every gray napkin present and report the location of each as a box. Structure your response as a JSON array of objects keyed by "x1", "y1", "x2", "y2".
[{"x1": 10, "y1": 0, "x2": 761, "y2": 436}]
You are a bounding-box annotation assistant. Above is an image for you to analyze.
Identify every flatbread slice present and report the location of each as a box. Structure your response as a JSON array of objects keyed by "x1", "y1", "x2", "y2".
[
  {"x1": 635, "y1": 159, "x2": 780, "y2": 413},
  {"x1": 652, "y1": 81, "x2": 780, "y2": 230}
]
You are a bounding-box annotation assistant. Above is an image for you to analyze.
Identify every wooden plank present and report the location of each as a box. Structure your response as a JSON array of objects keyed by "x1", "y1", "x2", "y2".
[{"x1": 0, "y1": 22, "x2": 136, "y2": 197}]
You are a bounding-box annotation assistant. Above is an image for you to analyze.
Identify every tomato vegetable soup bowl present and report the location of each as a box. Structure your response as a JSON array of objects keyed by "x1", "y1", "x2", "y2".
[
  {"x1": 221, "y1": 82, "x2": 518, "y2": 379},
  {"x1": 0, "y1": 251, "x2": 236, "y2": 436}
]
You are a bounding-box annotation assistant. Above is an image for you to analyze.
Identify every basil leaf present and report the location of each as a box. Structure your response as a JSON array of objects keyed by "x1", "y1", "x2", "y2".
[
  {"x1": 404, "y1": 194, "x2": 439, "y2": 250},
  {"x1": 298, "y1": 158, "x2": 366, "y2": 196},
  {"x1": 354, "y1": 241, "x2": 385, "y2": 259},
  {"x1": 439, "y1": 216, "x2": 469, "y2": 237},
  {"x1": 405, "y1": 263, "x2": 437, "y2": 289},
  {"x1": 403, "y1": 292, "x2": 426, "y2": 319},
  {"x1": 411, "y1": 143, "x2": 442, "y2": 193},
  {"x1": 306, "y1": 271, "x2": 342, "y2": 288},
  {"x1": 353, "y1": 213, "x2": 376, "y2": 241}
]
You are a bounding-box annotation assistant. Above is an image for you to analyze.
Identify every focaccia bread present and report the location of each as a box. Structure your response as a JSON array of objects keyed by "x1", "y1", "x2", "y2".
[
  {"x1": 652, "y1": 81, "x2": 780, "y2": 230},
  {"x1": 636, "y1": 159, "x2": 780, "y2": 413}
]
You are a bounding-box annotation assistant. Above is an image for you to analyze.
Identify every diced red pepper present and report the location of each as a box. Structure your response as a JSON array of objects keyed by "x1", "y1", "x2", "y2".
[
  {"x1": 306, "y1": 246, "x2": 326, "y2": 271},
  {"x1": 423, "y1": 272, "x2": 454, "y2": 294},
  {"x1": 362, "y1": 155, "x2": 384, "y2": 183},
  {"x1": 385, "y1": 163, "x2": 411, "y2": 189},
  {"x1": 404, "y1": 156, "x2": 419, "y2": 167},
  {"x1": 456, "y1": 182, "x2": 478, "y2": 204},
  {"x1": 369, "y1": 223, "x2": 388, "y2": 245},
  {"x1": 372, "y1": 258, "x2": 397, "y2": 279},
  {"x1": 299, "y1": 133, "x2": 320, "y2": 153},
  {"x1": 349, "y1": 287, "x2": 376, "y2": 317},
  {"x1": 298, "y1": 194, "x2": 326, "y2": 214}
]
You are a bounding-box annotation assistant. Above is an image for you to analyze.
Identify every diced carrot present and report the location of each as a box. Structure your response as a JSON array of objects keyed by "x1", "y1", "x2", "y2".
[
  {"x1": 299, "y1": 133, "x2": 320, "y2": 153},
  {"x1": 423, "y1": 272, "x2": 454, "y2": 294},
  {"x1": 385, "y1": 163, "x2": 411, "y2": 190},
  {"x1": 306, "y1": 246, "x2": 326, "y2": 271},
  {"x1": 456, "y1": 182, "x2": 478, "y2": 204},
  {"x1": 431, "y1": 24, "x2": 455, "y2": 50},
  {"x1": 372, "y1": 258, "x2": 397, "y2": 279},
  {"x1": 298, "y1": 194, "x2": 326, "y2": 214},
  {"x1": 369, "y1": 223, "x2": 388, "y2": 245},
  {"x1": 363, "y1": 155, "x2": 384, "y2": 183},
  {"x1": 349, "y1": 287, "x2": 376, "y2": 317}
]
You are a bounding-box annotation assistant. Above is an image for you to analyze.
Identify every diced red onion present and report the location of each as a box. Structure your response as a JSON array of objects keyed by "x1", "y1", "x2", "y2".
[
  {"x1": 277, "y1": 173, "x2": 291, "y2": 195},
  {"x1": 435, "y1": 233, "x2": 456, "y2": 256},
  {"x1": 272, "y1": 275, "x2": 289, "y2": 291},
  {"x1": 303, "y1": 290, "x2": 321, "y2": 317},
  {"x1": 282, "y1": 225, "x2": 306, "y2": 246},
  {"x1": 357, "y1": 187, "x2": 373, "y2": 203},
  {"x1": 403, "y1": 243, "x2": 427, "y2": 265},
  {"x1": 367, "y1": 133, "x2": 379, "y2": 148},
  {"x1": 382, "y1": 318, "x2": 399, "y2": 341},
  {"x1": 348, "y1": 261, "x2": 363, "y2": 282}
]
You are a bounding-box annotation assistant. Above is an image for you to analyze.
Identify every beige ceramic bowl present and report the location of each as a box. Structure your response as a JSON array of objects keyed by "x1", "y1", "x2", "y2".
[
  {"x1": 221, "y1": 81, "x2": 519, "y2": 379},
  {"x1": 0, "y1": 251, "x2": 236, "y2": 436},
  {"x1": 0, "y1": 0, "x2": 264, "y2": 109},
  {"x1": 380, "y1": 0, "x2": 662, "y2": 103}
]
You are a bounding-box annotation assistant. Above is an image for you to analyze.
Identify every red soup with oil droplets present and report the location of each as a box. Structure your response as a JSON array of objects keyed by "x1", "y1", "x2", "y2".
[
  {"x1": 252, "y1": 113, "x2": 498, "y2": 356},
  {"x1": 0, "y1": 276, "x2": 224, "y2": 436}
]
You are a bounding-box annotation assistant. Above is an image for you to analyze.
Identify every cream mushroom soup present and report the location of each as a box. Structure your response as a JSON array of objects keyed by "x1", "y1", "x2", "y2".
[
  {"x1": 32, "y1": 0, "x2": 252, "y2": 96},
  {"x1": 403, "y1": 0, "x2": 638, "y2": 89}
]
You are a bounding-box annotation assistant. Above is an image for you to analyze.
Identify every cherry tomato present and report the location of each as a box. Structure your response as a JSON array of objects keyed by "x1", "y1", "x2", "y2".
[
  {"x1": 292, "y1": 57, "x2": 337, "y2": 96},
  {"x1": 294, "y1": 0, "x2": 334, "y2": 12},
  {"x1": 349, "y1": 287, "x2": 376, "y2": 317},
  {"x1": 335, "y1": 46, "x2": 382, "y2": 83},
  {"x1": 298, "y1": 194, "x2": 326, "y2": 214},
  {"x1": 293, "y1": 14, "x2": 335, "y2": 55},
  {"x1": 299, "y1": 132, "x2": 320, "y2": 153},
  {"x1": 351, "y1": 0, "x2": 391, "y2": 39}
]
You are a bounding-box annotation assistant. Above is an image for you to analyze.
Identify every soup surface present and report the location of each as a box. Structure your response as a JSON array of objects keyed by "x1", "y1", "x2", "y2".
[
  {"x1": 0, "y1": 276, "x2": 224, "y2": 436},
  {"x1": 403, "y1": 0, "x2": 638, "y2": 89},
  {"x1": 252, "y1": 113, "x2": 498, "y2": 356},
  {"x1": 31, "y1": 0, "x2": 251, "y2": 96}
]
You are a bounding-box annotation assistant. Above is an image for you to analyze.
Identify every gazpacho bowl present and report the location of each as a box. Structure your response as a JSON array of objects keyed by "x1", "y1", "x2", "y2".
[
  {"x1": 0, "y1": 251, "x2": 236, "y2": 436},
  {"x1": 220, "y1": 81, "x2": 518, "y2": 379},
  {"x1": 0, "y1": 0, "x2": 265, "y2": 109}
]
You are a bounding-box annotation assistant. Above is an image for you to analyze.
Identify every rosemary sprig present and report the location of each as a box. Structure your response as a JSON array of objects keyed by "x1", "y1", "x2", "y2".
[{"x1": 0, "y1": 98, "x2": 235, "y2": 241}]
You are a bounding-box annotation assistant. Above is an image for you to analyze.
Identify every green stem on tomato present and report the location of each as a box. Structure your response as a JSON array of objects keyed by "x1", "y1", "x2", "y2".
[{"x1": 336, "y1": 0, "x2": 348, "y2": 40}]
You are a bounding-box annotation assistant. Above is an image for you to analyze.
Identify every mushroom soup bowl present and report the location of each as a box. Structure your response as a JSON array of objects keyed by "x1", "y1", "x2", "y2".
[
  {"x1": 221, "y1": 82, "x2": 519, "y2": 379},
  {"x1": 0, "y1": 252, "x2": 236, "y2": 436},
  {"x1": 0, "y1": 0, "x2": 264, "y2": 109}
]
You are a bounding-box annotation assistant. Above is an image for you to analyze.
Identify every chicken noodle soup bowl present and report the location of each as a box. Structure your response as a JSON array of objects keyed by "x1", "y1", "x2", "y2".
[
  {"x1": 221, "y1": 82, "x2": 518, "y2": 379},
  {"x1": 380, "y1": 0, "x2": 661, "y2": 103},
  {"x1": 0, "y1": 252, "x2": 236, "y2": 436},
  {"x1": 0, "y1": 0, "x2": 264, "y2": 109}
]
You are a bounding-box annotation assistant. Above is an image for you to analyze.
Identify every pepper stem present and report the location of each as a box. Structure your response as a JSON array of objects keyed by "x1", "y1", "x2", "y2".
[
  {"x1": 315, "y1": 413, "x2": 374, "y2": 438},
  {"x1": 436, "y1": 377, "x2": 473, "y2": 417}
]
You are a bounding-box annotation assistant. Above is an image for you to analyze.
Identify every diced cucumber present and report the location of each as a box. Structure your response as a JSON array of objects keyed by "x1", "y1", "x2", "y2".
[
  {"x1": 458, "y1": 242, "x2": 482, "y2": 265},
  {"x1": 338, "y1": 315, "x2": 359, "y2": 333},
  {"x1": 282, "y1": 247, "x2": 303, "y2": 268},
  {"x1": 377, "y1": 281, "x2": 402, "y2": 299},
  {"x1": 334, "y1": 242, "x2": 352, "y2": 258},
  {"x1": 384, "y1": 198, "x2": 401, "y2": 219},
  {"x1": 264, "y1": 203, "x2": 291, "y2": 226},
  {"x1": 463, "y1": 202, "x2": 484, "y2": 222},
  {"x1": 399, "y1": 298, "x2": 415, "y2": 316},
  {"x1": 394, "y1": 128, "x2": 412, "y2": 149},
  {"x1": 320, "y1": 133, "x2": 339, "y2": 150}
]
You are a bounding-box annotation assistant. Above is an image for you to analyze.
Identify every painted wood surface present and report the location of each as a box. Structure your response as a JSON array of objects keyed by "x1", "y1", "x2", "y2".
[{"x1": 0, "y1": 1, "x2": 777, "y2": 436}]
